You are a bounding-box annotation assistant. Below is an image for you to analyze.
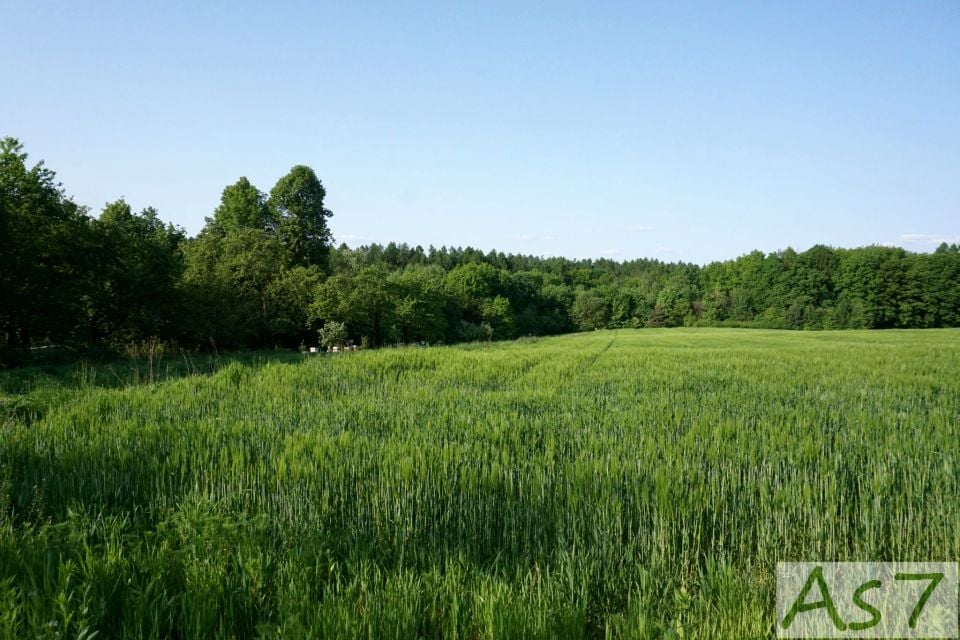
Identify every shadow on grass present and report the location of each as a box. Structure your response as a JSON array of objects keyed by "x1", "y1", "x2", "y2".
[
  {"x1": 1, "y1": 349, "x2": 303, "y2": 394},
  {"x1": 0, "y1": 349, "x2": 305, "y2": 427}
]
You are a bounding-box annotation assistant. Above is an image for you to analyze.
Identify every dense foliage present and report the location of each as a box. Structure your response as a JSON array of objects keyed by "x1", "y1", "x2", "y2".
[
  {"x1": 3, "y1": 137, "x2": 959, "y2": 365},
  {"x1": 1, "y1": 329, "x2": 957, "y2": 637}
]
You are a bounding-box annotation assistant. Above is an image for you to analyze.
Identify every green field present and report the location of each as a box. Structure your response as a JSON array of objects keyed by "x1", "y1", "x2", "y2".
[{"x1": 1, "y1": 329, "x2": 958, "y2": 638}]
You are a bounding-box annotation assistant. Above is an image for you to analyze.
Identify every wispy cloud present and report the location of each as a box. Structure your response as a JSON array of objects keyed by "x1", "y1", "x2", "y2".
[
  {"x1": 338, "y1": 233, "x2": 367, "y2": 242},
  {"x1": 598, "y1": 249, "x2": 622, "y2": 257},
  {"x1": 654, "y1": 246, "x2": 673, "y2": 254},
  {"x1": 897, "y1": 233, "x2": 960, "y2": 246},
  {"x1": 627, "y1": 224, "x2": 656, "y2": 233}
]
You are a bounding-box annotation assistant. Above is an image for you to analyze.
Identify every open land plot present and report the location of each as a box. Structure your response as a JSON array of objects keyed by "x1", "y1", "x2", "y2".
[{"x1": 1, "y1": 328, "x2": 958, "y2": 638}]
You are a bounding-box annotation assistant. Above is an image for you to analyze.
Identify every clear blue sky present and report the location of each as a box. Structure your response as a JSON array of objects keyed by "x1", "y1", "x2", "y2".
[{"x1": 3, "y1": 1, "x2": 958, "y2": 264}]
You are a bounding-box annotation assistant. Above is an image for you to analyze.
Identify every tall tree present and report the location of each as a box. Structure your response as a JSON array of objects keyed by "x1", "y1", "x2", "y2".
[
  {"x1": 835, "y1": 246, "x2": 907, "y2": 328},
  {"x1": 0, "y1": 137, "x2": 91, "y2": 357},
  {"x1": 311, "y1": 265, "x2": 395, "y2": 346},
  {"x1": 181, "y1": 228, "x2": 297, "y2": 348},
  {"x1": 87, "y1": 200, "x2": 185, "y2": 347},
  {"x1": 570, "y1": 287, "x2": 610, "y2": 330},
  {"x1": 389, "y1": 265, "x2": 451, "y2": 344},
  {"x1": 268, "y1": 166, "x2": 333, "y2": 268},
  {"x1": 210, "y1": 177, "x2": 269, "y2": 233}
]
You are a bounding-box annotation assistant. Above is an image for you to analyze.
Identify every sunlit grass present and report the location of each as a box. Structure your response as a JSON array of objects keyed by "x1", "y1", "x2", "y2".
[{"x1": 1, "y1": 328, "x2": 957, "y2": 638}]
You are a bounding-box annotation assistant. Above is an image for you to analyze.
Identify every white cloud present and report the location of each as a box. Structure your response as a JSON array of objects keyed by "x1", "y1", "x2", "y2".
[
  {"x1": 897, "y1": 233, "x2": 960, "y2": 246},
  {"x1": 338, "y1": 233, "x2": 367, "y2": 242},
  {"x1": 627, "y1": 224, "x2": 656, "y2": 232},
  {"x1": 598, "y1": 249, "x2": 622, "y2": 256},
  {"x1": 654, "y1": 246, "x2": 673, "y2": 254}
]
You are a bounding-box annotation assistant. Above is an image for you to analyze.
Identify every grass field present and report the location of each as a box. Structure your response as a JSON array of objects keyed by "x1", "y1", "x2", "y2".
[{"x1": 1, "y1": 329, "x2": 958, "y2": 638}]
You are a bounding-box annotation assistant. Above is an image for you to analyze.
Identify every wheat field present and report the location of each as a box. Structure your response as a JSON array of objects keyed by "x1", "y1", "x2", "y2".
[{"x1": 1, "y1": 328, "x2": 957, "y2": 638}]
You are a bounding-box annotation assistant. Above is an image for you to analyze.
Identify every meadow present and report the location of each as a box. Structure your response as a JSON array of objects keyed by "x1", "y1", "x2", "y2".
[{"x1": 0, "y1": 328, "x2": 957, "y2": 638}]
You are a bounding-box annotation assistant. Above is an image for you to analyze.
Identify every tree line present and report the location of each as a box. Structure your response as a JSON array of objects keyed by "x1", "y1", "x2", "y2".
[{"x1": 2, "y1": 137, "x2": 959, "y2": 365}]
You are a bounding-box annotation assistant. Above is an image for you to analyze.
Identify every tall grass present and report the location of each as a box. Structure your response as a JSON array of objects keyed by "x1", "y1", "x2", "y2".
[{"x1": 0, "y1": 328, "x2": 957, "y2": 638}]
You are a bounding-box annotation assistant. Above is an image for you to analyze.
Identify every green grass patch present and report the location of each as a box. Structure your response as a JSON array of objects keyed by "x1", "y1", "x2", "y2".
[{"x1": 1, "y1": 329, "x2": 957, "y2": 638}]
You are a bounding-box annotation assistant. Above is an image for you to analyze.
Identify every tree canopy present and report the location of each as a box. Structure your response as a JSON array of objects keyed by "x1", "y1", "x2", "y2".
[{"x1": 2, "y1": 137, "x2": 959, "y2": 365}]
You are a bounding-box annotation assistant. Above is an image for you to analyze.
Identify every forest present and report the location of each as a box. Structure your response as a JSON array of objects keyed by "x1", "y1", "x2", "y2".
[{"x1": 3, "y1": 136, "x2": 959, "y2": 365}]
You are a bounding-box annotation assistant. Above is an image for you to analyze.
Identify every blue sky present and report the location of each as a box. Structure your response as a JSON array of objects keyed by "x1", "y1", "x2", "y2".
[{"x1": 3, "y1": 1, "x2": 958, "y2": 264}]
